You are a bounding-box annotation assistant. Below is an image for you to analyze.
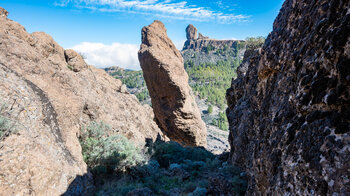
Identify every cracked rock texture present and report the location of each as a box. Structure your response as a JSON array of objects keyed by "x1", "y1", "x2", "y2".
[
  {"x1": 226, "y1": 0, "x2": 350, "y2": 195},
  {"x1": 138, "y1": 21, "x2": 207, "y2": 147},
  {"x1": 0, "y1": 8, "x2": 164, "y2": 195}
]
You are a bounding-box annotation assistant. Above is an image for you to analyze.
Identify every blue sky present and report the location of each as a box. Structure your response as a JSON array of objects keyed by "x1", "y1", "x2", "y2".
[{"x1": 1, "y1": 0, "x2": 284, "y2": 70}]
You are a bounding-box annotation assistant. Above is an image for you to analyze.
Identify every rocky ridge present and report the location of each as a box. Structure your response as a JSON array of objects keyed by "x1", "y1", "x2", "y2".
[
  {"x1": 0, "y1": 9, "x2": 164, "y2": 195},
  {"x1": 138, "y1": 21, "x2": 207, "y2": 147},
  {"x1": 226, "y1": 0, "x2": 350, "y2": 194},
  {"x1": 183, "y1": 24, "x2": 244, "y2": 51}
]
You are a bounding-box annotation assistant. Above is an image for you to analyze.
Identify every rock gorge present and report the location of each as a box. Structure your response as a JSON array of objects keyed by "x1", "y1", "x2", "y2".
[
  {"x1": 226, "y1": 0, "x2": 350, "y2": 194},
  {"x1": 0, "y1": 0, "x2": 349, "y2": 194},
  {"x1": 138, "y1": 21, "x2": 207, "y2": 147}
]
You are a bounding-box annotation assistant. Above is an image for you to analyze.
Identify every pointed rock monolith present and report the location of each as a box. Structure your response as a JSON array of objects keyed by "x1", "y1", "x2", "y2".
[{"x1": 138, "y1": 20, "x2": 207, "y2": 147}]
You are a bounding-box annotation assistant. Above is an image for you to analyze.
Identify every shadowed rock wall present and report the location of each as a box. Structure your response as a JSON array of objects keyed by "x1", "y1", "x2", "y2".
[{"x1": 226, "y1": 0, "x2": 350, "y2": 194}]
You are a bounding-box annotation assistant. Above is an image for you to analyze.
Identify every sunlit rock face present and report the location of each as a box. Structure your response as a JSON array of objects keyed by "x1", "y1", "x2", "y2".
[
  {"x1": 0, "y1": 7, "x2": 164, "y2": 195},
  {"x1": 138, "y1": 21, "x2": 207, "y2": 147},
  {"x1": 226, "y1": 0, "x2": 350, "y2": 195}
]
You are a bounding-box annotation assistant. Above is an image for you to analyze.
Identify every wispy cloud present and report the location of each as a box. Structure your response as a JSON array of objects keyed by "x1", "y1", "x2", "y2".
[
  {"x1": 56, "y1": 0, "x2": 249, "y2": 23},
  {"x1": 71, "y1": 42, "x2": 140, "y2": 70}
]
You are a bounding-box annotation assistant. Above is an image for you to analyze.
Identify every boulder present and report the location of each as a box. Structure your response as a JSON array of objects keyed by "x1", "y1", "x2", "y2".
[
  {"x1": 226, "y1": 0, "x2": 350, "y2": 194},
  {"x1": 138, "y1": 20, "x2": 207, "y2": 147},
  {"x1": 64, "y1": 49, "x2": 87, "y2": 72}
]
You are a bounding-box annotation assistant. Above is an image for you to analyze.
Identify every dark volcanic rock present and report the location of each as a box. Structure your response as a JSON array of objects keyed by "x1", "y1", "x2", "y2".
[
  {"x1": 138, "y1": 21, "x2": 207, "y2": 147},
  {"x1": 226, "y1": 0, "x2": 350, "y2": 195}
]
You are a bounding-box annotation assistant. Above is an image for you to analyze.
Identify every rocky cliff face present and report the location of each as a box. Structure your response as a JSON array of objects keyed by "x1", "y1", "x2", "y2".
[
  {"x1": 0, "y1": 8, "x2": 164, "y2": 195},
  {"x1": 138, "y1": 21, "x2": 207, "y2": 147},
  {"x1": 182, "y1": 24, "x2": 245, "y2": 66},
  {"x1": 226, "y1": 0, "x2": 350, "y2": 195},
  {"x1": 183, "y1": 24, "x2": 244, "y2": 51}
]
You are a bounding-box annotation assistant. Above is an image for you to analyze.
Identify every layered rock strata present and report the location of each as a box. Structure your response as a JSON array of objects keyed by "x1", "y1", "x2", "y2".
[
  {"x1": 138, "y1": 21, "x2": 207, "y2": 147},
  {"x1": 226, "y1": 0, "x2": 350, "y2": 194}
]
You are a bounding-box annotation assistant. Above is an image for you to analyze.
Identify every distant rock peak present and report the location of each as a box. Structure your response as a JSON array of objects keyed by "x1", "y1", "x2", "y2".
[
  {"x1": 183, "y1": 24, "x2": 242, "y2": 51},
  {"x1": 186, "y1": 24, "x2": 197, "y2": 40},
  {"x1": 185, "y1": 24, "x2": 210, "y2": 41}
]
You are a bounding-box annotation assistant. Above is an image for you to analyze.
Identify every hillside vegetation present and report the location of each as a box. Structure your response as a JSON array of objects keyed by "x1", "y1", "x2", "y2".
[{"x1": 81, "y1": 121, "x2": 247, "y2": 195}]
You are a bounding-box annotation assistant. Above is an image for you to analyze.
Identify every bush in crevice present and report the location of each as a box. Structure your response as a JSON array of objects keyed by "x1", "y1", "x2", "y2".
[
  {"x1": 79, "y1": 121, "x2": 147, "y2": 174},
  {"x1": 0, "y1": 102, "x2": 17, "y2": 140},
  {"x1": 151, "y1": 140, "x2": 214, "y2": 168}
]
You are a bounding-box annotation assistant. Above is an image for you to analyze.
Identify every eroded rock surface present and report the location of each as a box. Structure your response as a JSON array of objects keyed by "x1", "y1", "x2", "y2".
[
  {"x1": 138, "y1": 20, "x2": 207, "y2": 147},
  {"x1": 0, "y1": 8, "x2": 163, "y2": 195},
  {"x1": 226, "y1": 0, "x2": 350, "y2": 195},
  {"x1": 0, "y1": 64, "x2": 95, "y2": 195}
]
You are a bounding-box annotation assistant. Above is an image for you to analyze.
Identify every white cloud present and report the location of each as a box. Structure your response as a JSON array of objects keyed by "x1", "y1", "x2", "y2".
[
  {"x1": 56, "y1": 0, "x2": 249, "y2": 24},
  {"x1": 174, "y1": 39, "x2": 186, "y2": 50},
  {"x1": 71, "y1": 42, "x2": 140, "y2": 70}
]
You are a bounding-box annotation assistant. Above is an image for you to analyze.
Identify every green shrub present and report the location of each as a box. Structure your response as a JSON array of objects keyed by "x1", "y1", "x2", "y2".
[
  {"x1": 94, "y1": 139, "x2": 247, "y2": 195},
  {"x1": 0, "y1": 116, "x2": 12, "y2": 140},
  {"x1": 207, "y1": 105, "x2": 213, "y2": 114},
  {"x1": 245, "y1": 36, "x2": 266, "y2": 51},
  {"x1": 67, "y1": 65, "x2": 73, "y2": 70},
  {"x1": 79, "y1": 121, "x2": 147, "y2": 173},
  {"x1": 205, "y1": 45, "x2": 214, "y2": 54},
  {"x1": 0, "y1": 102, "x2": 17, "y2": 140},
  {"x1": 151, "y1": 141, "x2": 214, "y2": 168}
]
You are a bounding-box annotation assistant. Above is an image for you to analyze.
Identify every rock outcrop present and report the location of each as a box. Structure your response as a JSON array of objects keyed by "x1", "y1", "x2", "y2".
[
  {"x1": 0, "y1": 64, "x2": 95, "y2": 195},
  {"x1": 226, "y1": 0, "x2": 350, "y2": 195},
  {"x1": 183, "y1": 24, "x2": 244, "y2": 51},
  {"x1": 0, "y1": 8, "x2": 163, "y2": 195},
  {"x1": 0, "y1": 7, "x2": 8, "y2": 17},
  {"x1": 186, "y1": 24, "x2": 197, "y2": 41},
  {"x1": 138, "y1": 20, "x2": 207, "y2": 147},
  {"x1": 64, "y1": 49, "x2": 87, "y2": 72}
]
